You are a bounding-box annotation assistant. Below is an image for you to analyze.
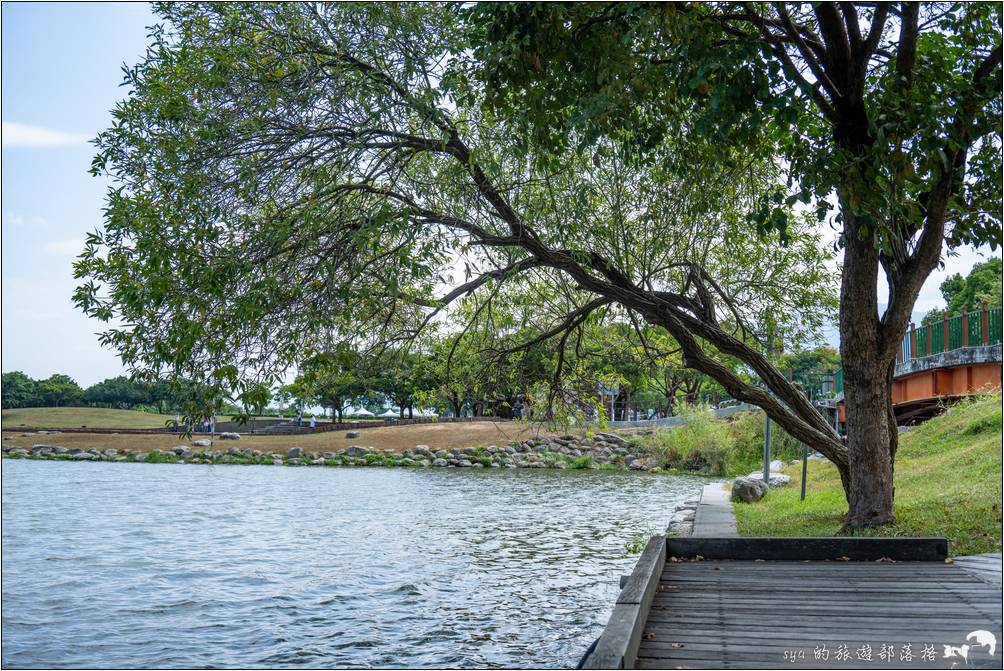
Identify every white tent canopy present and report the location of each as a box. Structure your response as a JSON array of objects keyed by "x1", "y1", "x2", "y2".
[
  {"x1": 379, "y1": 409, "x2": 399, "y2": 418},
  {"x1": 345, "y1": 407, "x2": 374, "y2": 417}
]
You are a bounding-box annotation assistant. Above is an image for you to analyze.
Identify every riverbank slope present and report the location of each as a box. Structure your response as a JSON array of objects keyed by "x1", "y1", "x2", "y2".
[{"x1": 734, "y1": 394, "x2": 1003, "y2": 555}]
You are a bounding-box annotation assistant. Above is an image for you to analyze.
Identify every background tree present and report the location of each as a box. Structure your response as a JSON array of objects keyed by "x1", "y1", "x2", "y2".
[
  {"x1": 779, "y1": 346, "x2": 842, "y2": 400},
  {"x1": 36, "y1": 374, "x2": 83, "y2": 408},
  {"x1": 83, "y1": 375, "x2": 148, "y2": 409},
  {"x1": 469, "y1": 2, "x2": 1001, "y2": 527},
  {"x1": 293, "y1": 345, "x2": 367, "y2": 422},
  {"x1": 923, "y1": 257, "x2": 1003, "y2": 323},
  {"x1": 1, "y1": 371, "x2": 41, "y2": 409},
  {"x1": 367, "y1": 348, "x2": 426, "y2": 418}
]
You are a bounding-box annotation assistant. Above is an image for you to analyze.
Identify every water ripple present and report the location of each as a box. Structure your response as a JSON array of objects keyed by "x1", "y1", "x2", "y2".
[{"x1": 2, "y1": 460, "x2": 708, "y2": 668}]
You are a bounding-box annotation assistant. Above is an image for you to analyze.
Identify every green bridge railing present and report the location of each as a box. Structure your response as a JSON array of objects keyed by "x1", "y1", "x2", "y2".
[{"x1": 834, "y1": 303, "x2": 1002, "y2": 394}]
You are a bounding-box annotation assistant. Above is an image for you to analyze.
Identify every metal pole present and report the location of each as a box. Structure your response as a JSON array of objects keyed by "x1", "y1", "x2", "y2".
[
  {"x1": 763, "y1": 411, "x2": 772, "y2": 483},
  {"x1": 801, "y1": 443, "x2": 808, "y2": 501}
]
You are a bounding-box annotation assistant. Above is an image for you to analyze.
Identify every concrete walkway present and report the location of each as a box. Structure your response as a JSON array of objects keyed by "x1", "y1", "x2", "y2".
[{"x1": 691, "y1": 483, "x2": 737, "y2": 537}]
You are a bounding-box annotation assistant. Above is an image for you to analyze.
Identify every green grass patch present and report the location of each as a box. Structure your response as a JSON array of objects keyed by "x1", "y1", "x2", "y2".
[
  {"x1": 734, "y1": 395, "x2": 1003, "y2": 556},
  {"x1": 1, "y1": 406, "x2": 176, "y2": 429}
]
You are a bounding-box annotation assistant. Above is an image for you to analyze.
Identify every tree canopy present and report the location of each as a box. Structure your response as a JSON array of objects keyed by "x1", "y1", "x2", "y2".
[
  {"x1": 69, "y1": 3, "x2": 1001, "y2": 527},
  {"x1": 77, "y1": 2, "x2": 838, "y2": 448}
]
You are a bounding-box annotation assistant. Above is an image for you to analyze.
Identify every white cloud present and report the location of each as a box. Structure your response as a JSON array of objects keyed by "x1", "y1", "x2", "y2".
[
  {"x1": 1, "y1": 212, "x2": 47, "y2": 229},
  {"x1": 43, "y1": 236, "x2": 86, "y2": 257},
  {"x1": 1, "y1": 121, "x2": 90, "y2": 148}
]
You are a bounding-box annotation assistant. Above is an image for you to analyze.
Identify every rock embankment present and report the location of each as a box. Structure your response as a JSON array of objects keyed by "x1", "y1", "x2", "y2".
[{"x1": 2, "y1": 431, "x2": 669, "y2": 472}]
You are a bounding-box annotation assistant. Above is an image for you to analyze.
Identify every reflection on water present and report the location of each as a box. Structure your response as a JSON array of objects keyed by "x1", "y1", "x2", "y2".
[{"x1": 2, "y1": 460, "x2": 707, "y2": 668}]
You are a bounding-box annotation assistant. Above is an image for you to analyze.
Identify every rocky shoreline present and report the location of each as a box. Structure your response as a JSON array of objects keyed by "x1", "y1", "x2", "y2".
[
  {"x1": 2, "y1": 430, "x2": 674, "y2": 473},
  {"x1": 666, "y1": 496, "x2": 700, "y2": 536}
]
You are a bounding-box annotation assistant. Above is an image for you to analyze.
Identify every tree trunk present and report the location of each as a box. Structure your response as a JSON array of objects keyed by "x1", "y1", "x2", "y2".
[
  {"x1": 408, "y1": 404, "x2": 413, "y2": 419},
  {"x1": 841, "y1": 360, "x2": 897, "y2": 529},
  {"x1": 451, "y1": 399, "x2": 462, "y2": 417},
  {"x1": 838, "y1": 213, "x2": 897, "y2": 529}
]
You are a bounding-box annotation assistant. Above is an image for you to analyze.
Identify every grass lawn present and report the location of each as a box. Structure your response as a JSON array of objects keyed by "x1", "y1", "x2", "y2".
[
  {"x1": 1, "y1": 406, "x2": 175, "y2": 429},
  {"x1": 734, "y1": 394, "x2": 1002, "y2": 556},
  {"x1": 1, "y1": 419, "x2": 551, "y2": 454}
]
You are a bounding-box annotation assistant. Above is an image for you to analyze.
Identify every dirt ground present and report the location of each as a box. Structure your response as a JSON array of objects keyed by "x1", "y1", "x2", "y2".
[{"x1": 1, "y1": 421, "x2": 556, "y2": 456}]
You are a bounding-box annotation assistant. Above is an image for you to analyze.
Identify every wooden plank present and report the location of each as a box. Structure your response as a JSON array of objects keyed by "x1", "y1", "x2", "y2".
[
  {"x1": 666, "y1": 536, "x2": 948, "y2": 561},
  {"x1": 638, "y1": 625, "x2": 998, "y2": 640},
  {"x1": 619, "y1": 534, "x2": 668, "y2": 605}
]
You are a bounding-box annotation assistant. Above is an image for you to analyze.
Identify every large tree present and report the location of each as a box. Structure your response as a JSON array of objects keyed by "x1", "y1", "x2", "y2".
[
  {"x1": 469, "y1": 2, "x2": 1001, "y2": 527},
  {"x1": 79, "y1": 3, "x2": 841, "y2": 511}
]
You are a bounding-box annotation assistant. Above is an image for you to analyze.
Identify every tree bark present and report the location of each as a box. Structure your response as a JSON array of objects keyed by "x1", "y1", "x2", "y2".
[{"x1": 838, "y1": 213, "x2": 897, "y2": 529}]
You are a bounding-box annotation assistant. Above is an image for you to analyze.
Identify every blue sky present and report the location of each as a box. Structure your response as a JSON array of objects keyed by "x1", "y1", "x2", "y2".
[
  {"x1": 0, "y1": 3, "x2": 999, "y2": 388},
  {"x1": 2, "y1": 2, "x2": 154, "y2": 386}
]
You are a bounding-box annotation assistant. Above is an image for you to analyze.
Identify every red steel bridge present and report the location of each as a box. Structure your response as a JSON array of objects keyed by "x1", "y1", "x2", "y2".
[{"x1": 833, "y1": 302, "x2": 1003, "y2": 425}]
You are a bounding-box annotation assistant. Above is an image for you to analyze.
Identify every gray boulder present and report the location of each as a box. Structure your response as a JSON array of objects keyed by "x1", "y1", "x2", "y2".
[
  {"x1": 595, "y1": 432, "x2": 627, "y2": 446},
  {"x1": 345, "y1": 445, "x2": 368, "y2": 458},
  {"x1": 192, "y1": 439, "x2": 212, "y2": 447},
  {"x1": 219, "y1": 432, "x2": 241, "y2": 440},
  {"x1": 732, "y1": 477, "x2": 769, "y2": 503},
  {"x1": 71, "y1": 452, "x2": 97, "y2": 461},
  {"x1": 133, "y1": 452, "x2": 148, "y2": 462},
  {"x1": 288, "y1": 447, "x2": 302, "y2": 458},
  {"x1": 345, "y1": 431, "x2": 361, "y2": 439},
  {"x1": 769, "y1": 459, "x2": 787, "y2": 472},
  {"x1": 432, "y1": 458, "x2": 448, "y2": 467},
  {"x1": 172, "y1": 446, "x2": 187, "y2": 456},
  {"x1": 746, "y1": 471, "x2": 792, "y2": 487}
]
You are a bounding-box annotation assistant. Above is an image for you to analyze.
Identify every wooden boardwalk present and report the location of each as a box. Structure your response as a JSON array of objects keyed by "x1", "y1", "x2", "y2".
[
  {"x1": 583, "y1": 538, "x2": 1003, "y2": 670},
  {"x1": 638, "y1": 559, "x2": 1002, "y2": 669}
]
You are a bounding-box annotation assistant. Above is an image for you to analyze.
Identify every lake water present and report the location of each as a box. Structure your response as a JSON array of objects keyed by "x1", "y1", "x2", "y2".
[{"x1": 2, "y1": 460, "x2": 708, "y2": 668}]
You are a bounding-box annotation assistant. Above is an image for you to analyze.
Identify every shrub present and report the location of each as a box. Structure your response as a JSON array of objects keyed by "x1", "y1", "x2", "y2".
[
  {"x1": 635, "y1": 403, "x2": 811, "y2": 476},
  {"x1": 644, "y1": 404, "x2": 732, "y2": 475}
]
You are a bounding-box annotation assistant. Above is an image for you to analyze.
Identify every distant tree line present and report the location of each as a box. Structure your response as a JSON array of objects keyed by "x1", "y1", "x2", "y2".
[{"x1": 0, "y1": 372, "x2": 199, "y2": 413}]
